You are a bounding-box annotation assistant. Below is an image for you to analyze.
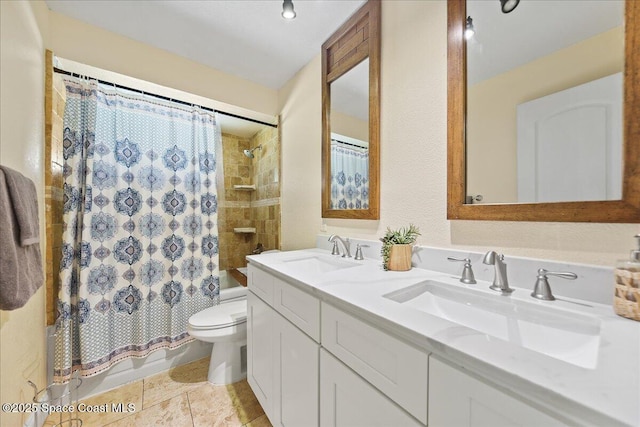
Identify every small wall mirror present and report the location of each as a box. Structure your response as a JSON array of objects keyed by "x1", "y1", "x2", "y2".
[
  {"x1": 447, "y1": 0, "x2": 640, "y2": 222},
  {"x1": 322, "y1": 0, "x2": 380, "y2": 219},
  {"x1": 330, "y1": 58, "x2": 370, "y2": 210}
]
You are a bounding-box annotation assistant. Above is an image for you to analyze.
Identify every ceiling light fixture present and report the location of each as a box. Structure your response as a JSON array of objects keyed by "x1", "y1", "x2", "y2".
[
  {"x1": 282, "y1": 0, "x2": 296, "y2": 20},
  {"x1": 500, "y1": 0, "x2": 520, "y2": 14},
  {"x1": 465, "y1": 16, "x2": 475, "y2": 40}
]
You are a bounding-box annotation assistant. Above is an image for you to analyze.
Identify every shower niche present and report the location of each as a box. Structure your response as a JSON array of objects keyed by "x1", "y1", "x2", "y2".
[
  {"x1": 218, "y1": 120, "x2": 281, "y2": 281},
  {"x1": 233, "y1": 184, "x2": 257, "y2": 191}
]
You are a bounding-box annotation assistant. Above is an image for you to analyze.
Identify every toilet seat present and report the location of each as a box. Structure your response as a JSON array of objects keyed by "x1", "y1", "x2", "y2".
[{"x1": 188, "y1": 300, "x2": 246, "y2": 330}]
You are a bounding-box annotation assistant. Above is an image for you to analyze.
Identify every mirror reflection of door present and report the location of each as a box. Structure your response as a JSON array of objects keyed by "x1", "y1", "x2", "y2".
[
  {"x1": 465, "y1": 0, "x2": 624, "y2": 204},
  {"x1": 330, "y1": 58, "x2": 369, "y2": 210},
  {"x1": 517, "y1": 73, "x2": 622, "y2": 203}
]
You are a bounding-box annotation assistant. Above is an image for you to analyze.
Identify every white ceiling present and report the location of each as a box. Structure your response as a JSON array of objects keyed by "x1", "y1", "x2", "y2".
[
  {"x1": 45, "y1": 1, "x2": 625, "y2": 136},
  {"x1": 45, "y1": 0, "x2": 366, "y2": 90},
  {"x1": 467, "y1": 0, "x2": 624, "y2": 85}
]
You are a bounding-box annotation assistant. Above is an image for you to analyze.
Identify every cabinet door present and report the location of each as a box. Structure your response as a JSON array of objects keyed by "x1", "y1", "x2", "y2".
[
  {"x1": 320, "y1": 349, "x2": 423, "y2": 427},
  {"x1": 273, "y1": 277, "x2": 321, "y2": 342},
  {"x1": 429, "y1": 356, "x2": 568, "y2": 427},
  {"x1": 248, "y1": 263, "x2": 275, "y2": 305},
  {"x1": 274, "y1": 313, "x2": 319, "y2": 427},
  {"x1": 321, "y1": 303, "x2": 429, "y2": 424},
  {"x1": 247, "y1": 291, "x2": 275, "y2": 419}
]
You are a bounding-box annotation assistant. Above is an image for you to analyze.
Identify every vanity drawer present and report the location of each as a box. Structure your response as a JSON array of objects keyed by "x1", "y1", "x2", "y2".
[
  {"x1": 273, "y1": 277, "x2": 320, "y2": 342},
  {"x1": 321, "y1": 303, "x2": 429, "y2": 424},
  {"x1": 248, "y1": 264, "x2": 275, "y2": 305}
]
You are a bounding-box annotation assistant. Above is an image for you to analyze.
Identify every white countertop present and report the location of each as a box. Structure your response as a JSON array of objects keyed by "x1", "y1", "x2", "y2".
[{"x1": 247, "y1": 248, "x2": 640, "y2": 427}]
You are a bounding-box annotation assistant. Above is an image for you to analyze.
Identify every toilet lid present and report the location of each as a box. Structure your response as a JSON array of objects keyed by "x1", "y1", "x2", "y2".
[{"x1": 189, "y1": 300, "x2": 247, "y2": 329}]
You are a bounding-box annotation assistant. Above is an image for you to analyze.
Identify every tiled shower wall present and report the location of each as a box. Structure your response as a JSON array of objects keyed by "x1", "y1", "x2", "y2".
[
  {"x1": 250, "y1": 126, "x2": 280, "y2": 253},
  {"x1": 44, "y1": 52, "x2": 66, "y2": 325},
  {"x1": 218, "y1": 133, "x2": 254, "y2": 270},
  {"x1": 218, "y1": 126, "x2": 281, "y2": 271}
]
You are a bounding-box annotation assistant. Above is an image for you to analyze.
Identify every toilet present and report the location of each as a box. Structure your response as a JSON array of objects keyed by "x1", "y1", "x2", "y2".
[{"x1": 187, "y1": 287, "x2": 247, "y2": 385}]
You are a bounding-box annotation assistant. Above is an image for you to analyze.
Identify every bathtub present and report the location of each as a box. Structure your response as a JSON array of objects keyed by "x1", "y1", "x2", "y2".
[{"x1": 45, "y1": 268, "x2": 249, "y2": 401}]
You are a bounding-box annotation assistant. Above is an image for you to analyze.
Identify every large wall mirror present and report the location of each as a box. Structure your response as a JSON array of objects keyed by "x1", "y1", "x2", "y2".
[
  {"x1": 322, "y1": 0, "x2": 380, "y2": 219},
  {"x1": 448, "y1": 0, "x2": 640, "y2": 222}
]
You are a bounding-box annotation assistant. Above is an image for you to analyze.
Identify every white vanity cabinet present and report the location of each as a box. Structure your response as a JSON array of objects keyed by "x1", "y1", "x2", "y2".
[
  {"x1": 320, "y1": 349, "x2": 423, "y2": 427},
  {"x1": 248, "y1": 260, "x2": 582, "y2": 427},
  {"x1": 428, "y1": 356, "x2": 568, "y2": 427},
  {"x1": 247, "y1": 264, "x2": 320, "y2": 427}
]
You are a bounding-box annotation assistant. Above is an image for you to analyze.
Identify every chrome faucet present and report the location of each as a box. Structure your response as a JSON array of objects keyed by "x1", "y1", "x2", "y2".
[
  {"x1": 328, "y1": 235, "x2": 352, "y2": 258},
  {"x1": 482, "y1": 251, "x2": 514, "y2": 295}
]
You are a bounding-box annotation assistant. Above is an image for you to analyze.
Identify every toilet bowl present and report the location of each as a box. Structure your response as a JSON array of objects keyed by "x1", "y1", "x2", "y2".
[{"x1": 188, "y1": 287, "x2": 247, "y2": 385}]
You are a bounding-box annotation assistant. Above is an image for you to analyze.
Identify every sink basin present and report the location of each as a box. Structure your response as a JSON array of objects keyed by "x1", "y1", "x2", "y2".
[
  {"x1": 281, "y1": 255, "x2": 359, "y2": 276},
  {"x1": 384, "y1": 281, "x2": 601, "y2": 369}
]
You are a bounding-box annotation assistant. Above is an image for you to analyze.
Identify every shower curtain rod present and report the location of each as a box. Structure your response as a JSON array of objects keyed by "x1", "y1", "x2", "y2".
[
  {"x1": 331, "y1": 138, "x2": 368, "y2": 150},
  {"x1": 53, "y1": 67, "x2": 277, "y2": 128}
]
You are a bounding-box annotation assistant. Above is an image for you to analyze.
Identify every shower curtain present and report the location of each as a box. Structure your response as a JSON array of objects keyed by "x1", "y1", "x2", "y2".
[
  {"x1": 54, "y1": 78, "x2": 221, "y2": 382},
  {"x1": 330, "y1": 140, "x2": 369, "y2": 209}
]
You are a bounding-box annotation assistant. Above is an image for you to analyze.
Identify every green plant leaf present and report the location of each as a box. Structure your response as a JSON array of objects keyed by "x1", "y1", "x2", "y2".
[{"x1": 379, "y1": 224, "x2": 421, "y2": 270}]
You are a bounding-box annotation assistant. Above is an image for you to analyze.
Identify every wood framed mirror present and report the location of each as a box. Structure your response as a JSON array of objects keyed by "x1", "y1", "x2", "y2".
[
  {"x1": 322, "y1": 0, "x2": 380, "y2": 220},
  {"x1": 448, "y1": 0, "x2": 640, "y2": 222}
]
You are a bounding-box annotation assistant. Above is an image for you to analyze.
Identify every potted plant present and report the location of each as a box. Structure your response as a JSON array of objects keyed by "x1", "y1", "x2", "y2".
[{"x1": 380, "y1": 224, "x2": 421, "y2": 271}]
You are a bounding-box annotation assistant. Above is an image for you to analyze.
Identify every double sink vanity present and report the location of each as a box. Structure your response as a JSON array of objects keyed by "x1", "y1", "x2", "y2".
[
  {"x1": 246, "y1": 242, "x2": 639, "y2": 427},
  {"x1": 287, "y1": 0, "x2": 640, "y2": 424}
]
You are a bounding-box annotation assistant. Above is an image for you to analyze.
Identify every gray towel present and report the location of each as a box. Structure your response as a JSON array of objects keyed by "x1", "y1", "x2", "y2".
[
  {"x1": 0, "y1": 166, "x2": 44, "y2": 310},
  {"x1": 0, "y1": 165, "x2": 40, "y2": 246}
]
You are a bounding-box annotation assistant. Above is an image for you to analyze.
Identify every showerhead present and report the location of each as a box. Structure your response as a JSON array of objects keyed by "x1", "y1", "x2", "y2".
[{"x1": 243, "y1": 145, "x2": 262, "y2": 159}]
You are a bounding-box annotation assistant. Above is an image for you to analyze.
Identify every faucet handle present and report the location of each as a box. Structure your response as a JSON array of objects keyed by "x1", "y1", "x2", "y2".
[
  {"x1": 330, "y1": 240, "x2": 340, "y2": 256},
  {"x1": 354, "y1": 244, "x2": 369, "y2": 260},
  {"x1": 531, "y1": 268, "x2": 577, "y2": 301},
  {"x1": 447, "y1": 257, "x2": 477, "y2": 284}
]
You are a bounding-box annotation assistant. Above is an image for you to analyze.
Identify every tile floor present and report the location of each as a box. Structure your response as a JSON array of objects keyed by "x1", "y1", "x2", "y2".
[{"x1": 44, "y1": 357, "x2": 271, "y2": 427}]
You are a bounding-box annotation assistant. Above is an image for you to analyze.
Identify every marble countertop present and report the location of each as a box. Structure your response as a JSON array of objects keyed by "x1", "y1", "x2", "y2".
[{"x1": 247, "y1": 248, "x2": 640, "y2": 427}]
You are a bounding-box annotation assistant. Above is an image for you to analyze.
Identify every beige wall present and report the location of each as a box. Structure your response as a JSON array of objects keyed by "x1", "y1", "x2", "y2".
[
  {"x1": 49, "y1": 11, "x2": 278, "y2": 118},
  {"x1": 277, "y1": 0, "x2": 639, "y2": 266},
  {"x1": 467, "y1": 27, "x2": 624, "y2": 203},
  {"x1": 278, "y1": 55, "x2": 324, "y2": 250},
  {"x1": 0, "y1": 1, "x2": 49, "y2": 425},
  {"x1": 331, "y1": 111, "x2": 369, "y2": 142}
]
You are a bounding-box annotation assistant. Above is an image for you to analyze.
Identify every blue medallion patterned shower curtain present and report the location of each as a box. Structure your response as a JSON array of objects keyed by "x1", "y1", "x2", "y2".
[
  {"x1": 330, "y1": 141, "x2": 369, "y2": 209},
  {"x1": 54, "y1": 78, "x2": 221, "y2": 382}
]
